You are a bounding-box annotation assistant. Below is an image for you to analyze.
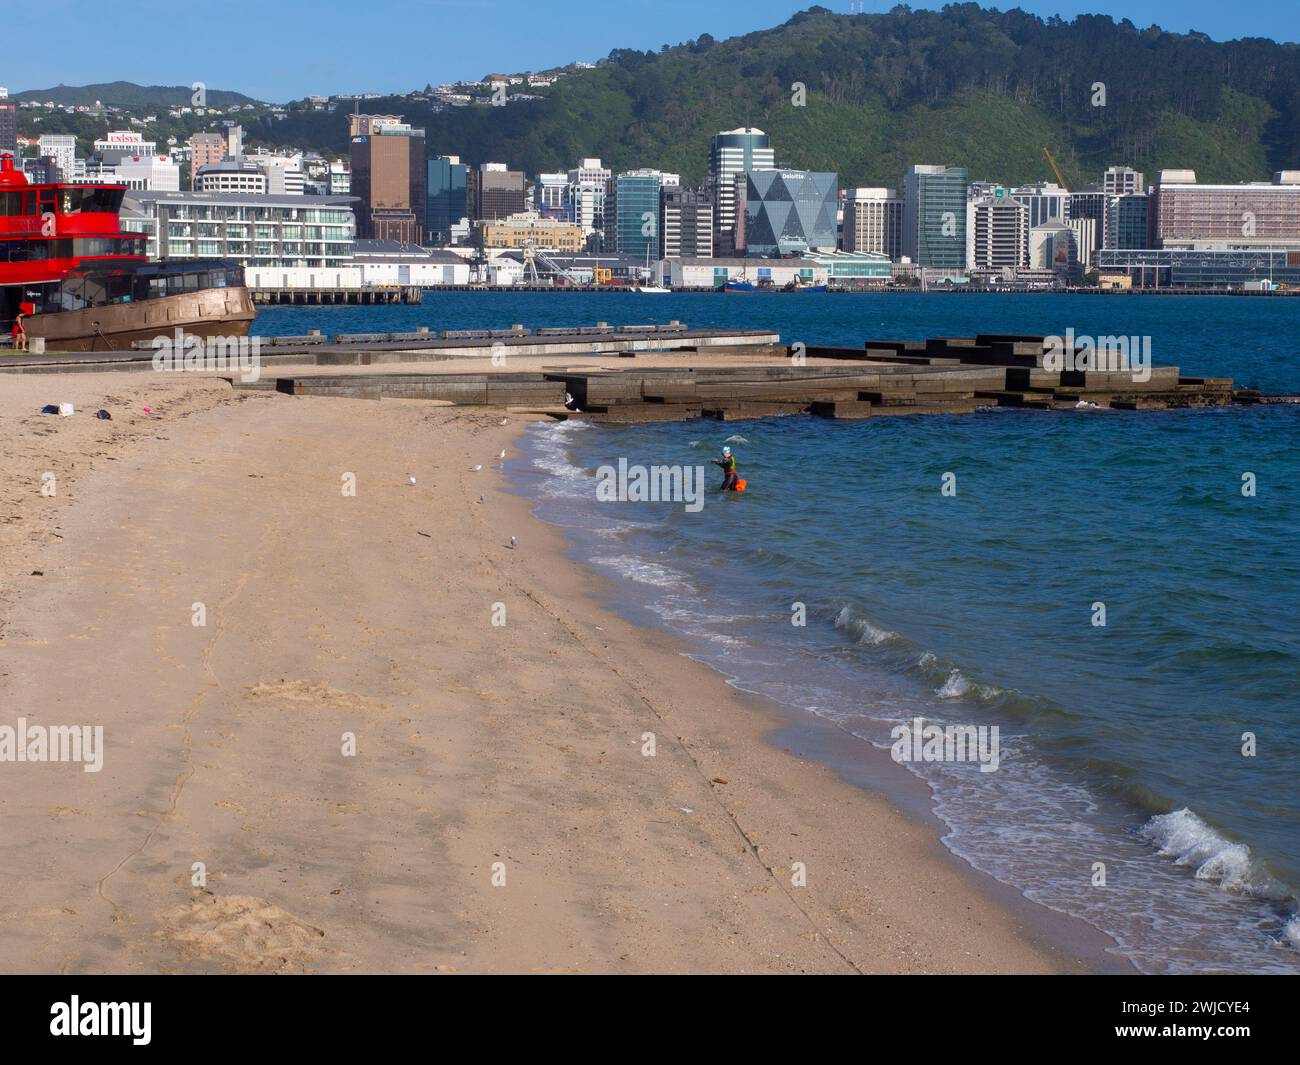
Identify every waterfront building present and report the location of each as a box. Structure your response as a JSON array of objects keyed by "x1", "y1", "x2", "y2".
[
  {"x1": 660, "y1": 186, "x2": 713, "y2": 259},
  {"x1": 122, "y1": 190, "x2": 356, "y2": 269},
  {"x1": 349, "y1": 114, "x2": 426, "y2": 243},
  {"x1": 1095, "y1": 247, "x2": 1300, "y2": 288},
  {"x1": 476, "y1": 210, "x2": 584, "y2": 252},
  {"x1": 902, "y1": 164, "x2": 969, "y2": 269},
  {"x1": 1154, "y1": 170, "x2": 1300, "y2": 249},
  {"x1": 664, "y1": 256, "x2": 828, "y2": 290},
  {"x1": 710, "y1": 128, "x2": 774, "y2": 256},
  {"x1": 842, "y1": 188, "x2": 902, "y2": 259},
  {"x1": 806, "y1": 250, "x2": 894, "y2": 285},
  {"x1": 742, "y1": 169, "x2": 838, "y2": 257}
]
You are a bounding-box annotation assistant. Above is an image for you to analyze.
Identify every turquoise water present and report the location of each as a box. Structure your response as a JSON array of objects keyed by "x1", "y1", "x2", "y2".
[{"x1": 265, "y1": 292, "x2": 1300, "y2": 973}]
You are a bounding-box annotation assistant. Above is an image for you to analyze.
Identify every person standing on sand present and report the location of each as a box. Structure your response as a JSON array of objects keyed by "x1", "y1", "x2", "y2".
[
  {"x1": 12, "y1": 310, "x2": 27, "y2": 352},
  {"x1": 711, "y1": 444, "x2": 739, "y2": 492}
]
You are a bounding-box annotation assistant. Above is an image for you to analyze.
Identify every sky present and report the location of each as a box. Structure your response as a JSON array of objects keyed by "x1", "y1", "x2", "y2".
[{"x1": 5, "y1": 0, "x2": 1298, "y2": 102}]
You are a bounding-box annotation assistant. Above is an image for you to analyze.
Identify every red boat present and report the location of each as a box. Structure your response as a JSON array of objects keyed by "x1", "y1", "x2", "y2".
[{"x1": 1, "y1": 153, "x2": 254, "y2": 352}]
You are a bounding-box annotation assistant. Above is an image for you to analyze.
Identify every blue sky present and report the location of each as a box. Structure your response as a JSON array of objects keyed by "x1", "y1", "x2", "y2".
[{"x1": 7, "y1": 1, "x2": 1298, "y2": 102}]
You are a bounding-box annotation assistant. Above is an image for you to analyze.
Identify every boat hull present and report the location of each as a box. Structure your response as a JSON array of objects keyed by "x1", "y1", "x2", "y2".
[{"x1": 23, "y1": 286, "x2": 256, "y2": 353}]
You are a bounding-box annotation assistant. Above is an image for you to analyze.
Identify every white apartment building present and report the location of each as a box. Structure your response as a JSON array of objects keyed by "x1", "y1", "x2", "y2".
[
  {"x1": 566, "y1": 158, "x2": 610, "y2": 235},
  {"x1": 37, "y1": 133, "x2": 77, "y2": 179},
  {"x1": 968, "y1": 195, "x2": 1029, "y2": 270},
  {"x1": 1103, "y1": 166, "x2": 1144, "y2": 196},
  {"x1": 842, "y1": 187, "x2": 902, "y2": 259}
]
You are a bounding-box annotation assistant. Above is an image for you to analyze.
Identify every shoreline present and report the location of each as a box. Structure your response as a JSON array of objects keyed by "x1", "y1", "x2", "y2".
[{"x1": 0, "y1": 371, "x2": 1109, "y2": 973}]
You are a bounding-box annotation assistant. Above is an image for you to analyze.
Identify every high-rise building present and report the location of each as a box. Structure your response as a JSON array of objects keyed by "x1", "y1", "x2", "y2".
[
  {"x1": 968, "y1": 195, "x2": 1029, "y2": 270},
  {"x1": 1011, "y1": 182, "x2": 1071, "y2": 228},
  {"x1": 188, "y1": 133, "x2": 225, "y2": 190},
  {"x1": 349, "y1": 114, "x2": 427, "y2": 243},
  {"x1": 566, "y1": 158, "x2": 610, "y2": 236},
  {"x1": 0, "y1": 100, "x2": 17, "y2": 154},
  {"x1": 1154, "y1": 169, "x2": 1300, "y2": 249},
  {"x1": 37, "y1": 134, "x2": 77, "y2": 182},
  {"x1": 742, "y1": 169, "x2": 838, "y2": 257},
  {"x1": 660, "y1": 186, "x2": 713, "y2": 259},
  {"x1": 1105, "y1": 192, "x2": 1151, "y2": 249},
  {"x1": 710, "y1": 128, "x2": 774, "y2": 256},
  {"x1": 534, "y1": 172, "x2": 569, "y2": 219},
  {"x1": 902, "y1": 164, "x2": 969, "y2": 269},
  {"x1": 426, "y1": 155, "x2": 469, "y2": 244},
  {"x1": 469, "y1": 163, "x2": 526, "y2": 223},
  {"x1": 1103, "y1": 166, "x2": 1144, "y2": 196},
  {"x1": 843, "y1": 188, "x2": 902, "y2": 259},
  {"x1": 1068, "y1": 188, "x2": 1109, "y2": 254},
  {"x1": 1029, "y1": 221, "x2": 1080, "y2": 276},
  {"x1": 608, "y1": 169, "x2": 679, "y2": 260}
]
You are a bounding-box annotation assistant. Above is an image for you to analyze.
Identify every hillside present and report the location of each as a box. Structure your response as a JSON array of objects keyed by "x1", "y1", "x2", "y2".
[
  {"x1": 12, "y1": 82, "x2": 261, "y2": 109},
  {"x1": 257, "y1": 5, "x2": 1300, "y2": 187}
]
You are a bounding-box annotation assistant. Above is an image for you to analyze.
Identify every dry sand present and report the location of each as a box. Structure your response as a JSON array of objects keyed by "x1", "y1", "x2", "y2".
[{"x1": 0, "y1": 369, "x2": 1103, "y2": 974}]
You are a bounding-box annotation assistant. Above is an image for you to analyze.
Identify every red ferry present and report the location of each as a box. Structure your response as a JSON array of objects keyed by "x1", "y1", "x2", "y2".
[{"x1": 1, "y1": 152, "x2": 254, "y2": 352}]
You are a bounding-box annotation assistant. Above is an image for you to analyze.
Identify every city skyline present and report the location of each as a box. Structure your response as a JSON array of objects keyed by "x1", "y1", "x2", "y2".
[{"x1": 5, "y1": 0, "x2": 1299, "y2": 102}]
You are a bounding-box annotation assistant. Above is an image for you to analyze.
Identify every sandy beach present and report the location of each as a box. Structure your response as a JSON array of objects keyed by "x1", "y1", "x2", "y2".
[{"x1": 0, "y1": 368, "x2": 1099, "y2": 974}]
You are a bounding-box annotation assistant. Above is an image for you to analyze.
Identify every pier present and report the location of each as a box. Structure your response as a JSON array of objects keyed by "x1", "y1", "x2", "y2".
[
  {"x1": 3, "y1": 323, "x2": 1292, "y2": 418},
  {"x1": 260, "y1": 331, "x2": 1275, "y2": 419},
  {"x1": 249, "y1": 286, "x2": 424, "y2": 305}
]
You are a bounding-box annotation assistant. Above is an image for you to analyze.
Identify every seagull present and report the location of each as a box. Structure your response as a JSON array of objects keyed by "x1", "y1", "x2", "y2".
[
  {"x1": 478, "y1": 495, "x2": 484, "y2": 503},
  {"x1": 509, "y1": 536, "x2": 517, "y2": 549},
  {"x1": 498, "y1": 417, "x2": 509, "y2": 426},
  {"x1": 497, "y1": 450, "x2": 506, "y2": 460},
  {"x1": 471, "y1": 464, "x2": 482, "y2": 471},
  {"x1": 408, "y1": 476, "x2": 417, "y2": 485}
]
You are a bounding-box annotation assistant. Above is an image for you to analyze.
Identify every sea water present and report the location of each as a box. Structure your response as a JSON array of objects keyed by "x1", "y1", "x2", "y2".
[{"x1": 266, "y1": 291, "x2": 1300, "y2": 973}]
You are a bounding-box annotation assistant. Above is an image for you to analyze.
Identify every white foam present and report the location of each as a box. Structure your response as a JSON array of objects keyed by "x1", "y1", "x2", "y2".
[
  {"x1": 834, "y1": 605, "x2": 900, "y2": 647},
  {"x1": 1140, "y1": 808, "x2": 1259, "y2": 895}
]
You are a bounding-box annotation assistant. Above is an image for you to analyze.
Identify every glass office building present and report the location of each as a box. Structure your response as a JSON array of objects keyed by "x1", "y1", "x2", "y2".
[
  {"x1": 608, "y1": 170, "x2": 666, "y2": 260},
  {"x1": 426, "y1": 155, "x2": 468, "y2": 246},
  {"x1": 1105, "y1": 193, "x2": 1150, "y2": 250},
  {"x1": 742, "y1": 169, "x2": 838, "y2": 257},
  {"x1": 903, "y1": 164, "x2": 969, "y2": 269}
]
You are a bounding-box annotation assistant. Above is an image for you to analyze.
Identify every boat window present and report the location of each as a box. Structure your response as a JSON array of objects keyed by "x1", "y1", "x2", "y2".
[{"x1": 0, "y1": 192, "x2": 23, "y2": 216}]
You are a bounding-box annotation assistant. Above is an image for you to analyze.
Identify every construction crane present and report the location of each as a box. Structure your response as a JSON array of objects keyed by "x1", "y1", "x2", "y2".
[{"x1": 1042, "y1": 147, "x2": 1069, "y2": 189}]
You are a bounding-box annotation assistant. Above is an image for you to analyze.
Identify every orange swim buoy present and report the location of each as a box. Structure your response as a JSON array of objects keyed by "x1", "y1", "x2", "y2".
[{"x1": 734, "y1": 479, "x2": 747, "y2": 492}]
